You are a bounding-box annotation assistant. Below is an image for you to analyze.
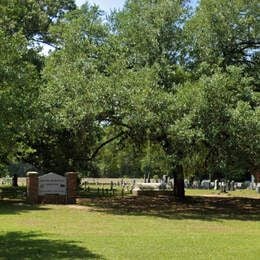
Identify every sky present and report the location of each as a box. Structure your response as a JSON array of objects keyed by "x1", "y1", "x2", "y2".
[
  {"x1": 75, "y1": 0, "x2": 198, "y2": 13},
  {"x1": 75, "y1": 0, "x2": 125, "y2": 12}
]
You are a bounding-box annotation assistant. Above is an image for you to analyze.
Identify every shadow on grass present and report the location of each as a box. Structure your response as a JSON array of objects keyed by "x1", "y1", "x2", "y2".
[
  {"x1": 0, "y1": 200, "x2": 50, "y2": 215},
  {"x1": 0, "y1": 231, "x2": 104, "y2": 259},
  {"x1": 77, "y1": 195, "x2": 260, "y2": 222}
]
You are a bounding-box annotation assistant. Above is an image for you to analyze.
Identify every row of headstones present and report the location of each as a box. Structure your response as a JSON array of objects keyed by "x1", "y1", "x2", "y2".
[
  {"x1": 143, "y1": 175, "x2": 259, "y2": 192},
  {"x1": 185, "y1": 179, "x2": 260, "y2": 191},
  {"x1": 191, "y1": 180, "x2": 236, "y2": 191},
  {"x1": 143, "y1": 176, "x2": 240, "y2": 191}
]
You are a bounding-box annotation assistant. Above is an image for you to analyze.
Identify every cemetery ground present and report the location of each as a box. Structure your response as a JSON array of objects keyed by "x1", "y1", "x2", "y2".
[{"x1": 0, "y1": 188, "x2": 260, "y2": 260}]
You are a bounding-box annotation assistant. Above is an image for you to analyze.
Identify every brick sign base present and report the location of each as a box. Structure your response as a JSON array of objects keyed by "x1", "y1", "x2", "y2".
[{"x1": 27, "y1": 172, "x2": 77, "y2": 204}]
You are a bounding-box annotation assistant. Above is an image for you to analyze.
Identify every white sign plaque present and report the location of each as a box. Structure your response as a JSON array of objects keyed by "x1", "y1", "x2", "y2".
[{"x1": 39, "y1": 173, "x2": 67, "y2": 195}]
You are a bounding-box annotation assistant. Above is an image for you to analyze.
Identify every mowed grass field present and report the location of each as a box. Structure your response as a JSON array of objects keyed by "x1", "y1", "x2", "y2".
[
  {"x1": 0, "y1": 191, "x2": 260, "y2": 259},
  {"x1": 186, "y1": 188, "x2": 260, "y2": 198}
]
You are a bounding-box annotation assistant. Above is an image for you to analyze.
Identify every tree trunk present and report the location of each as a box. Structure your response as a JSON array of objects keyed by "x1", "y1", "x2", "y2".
[
  {"x1": 161, "y1": 137, "x2": 185, "y2": 199},
  {"x1": 173, "y1": 164, "x2": 185, "y2": 199}
]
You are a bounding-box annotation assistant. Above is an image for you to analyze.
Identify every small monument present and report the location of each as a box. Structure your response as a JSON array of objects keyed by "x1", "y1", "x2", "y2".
[{"x1": 214, "y1": 179, "x2": 218, "y2": 190}]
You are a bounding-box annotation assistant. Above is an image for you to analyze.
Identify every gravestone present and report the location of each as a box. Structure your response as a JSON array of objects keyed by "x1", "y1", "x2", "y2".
[
  {"x1": 250, "y1": 175, "x2": 256, "y2": 190},
  {"x1": 214, "y1": 180, "x2": 218, "y2": 190},
  {"x1": 162, "y1": 175, "x2": 169, "y2": 184},
  {"x1": 192, "y1": 180, "x2": 199, "y2": 189},
  {"x1": 201, "y1": 180, "x2": 211, "y2": 189},
  {"x1": 236, "y1": 182, "x2": 242, "y2": 189},
  {"x1": 220, "y1": 181, "x2": 227, "y2": 192}
]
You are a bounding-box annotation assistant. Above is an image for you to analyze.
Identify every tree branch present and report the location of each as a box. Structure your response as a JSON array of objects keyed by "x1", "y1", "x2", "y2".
[
  {"x1": 33, "y1": 38, "x2": 60, "y2": 50},
  {"x1": 88, "y1": 131, "x2": 127, "y2": 161},
  {"x1": 237, "y1": 40, "x2": 260, "y2": 47}
]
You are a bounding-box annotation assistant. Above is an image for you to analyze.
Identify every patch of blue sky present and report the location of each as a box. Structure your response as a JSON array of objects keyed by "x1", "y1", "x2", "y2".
[{"x1": 76, "y1": 0, "x2": 199, "y2": 13}]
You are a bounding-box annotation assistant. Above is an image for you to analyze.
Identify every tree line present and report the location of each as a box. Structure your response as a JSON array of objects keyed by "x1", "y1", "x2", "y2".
[{"x1": 0, "y1": 0, "x2": 259, "y2": 198}]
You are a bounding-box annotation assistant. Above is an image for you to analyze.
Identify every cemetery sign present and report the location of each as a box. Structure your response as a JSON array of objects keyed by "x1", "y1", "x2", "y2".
[{"x1": 39, "y1": 172, "x2": 67, "y2": 196}]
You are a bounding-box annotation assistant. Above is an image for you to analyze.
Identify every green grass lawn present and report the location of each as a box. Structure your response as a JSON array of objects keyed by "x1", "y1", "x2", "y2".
[
  {"x1": 186, "y1": 188, "x2": 260, "y2": 198},
  {"x1": 0, "y1": 193, "x2": 260, "y2": 260}
]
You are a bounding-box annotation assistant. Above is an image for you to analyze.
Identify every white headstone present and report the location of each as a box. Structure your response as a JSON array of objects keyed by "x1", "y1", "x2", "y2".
[{"x1": 214, "y1": 180, "x2": 218, "y2": 190}]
